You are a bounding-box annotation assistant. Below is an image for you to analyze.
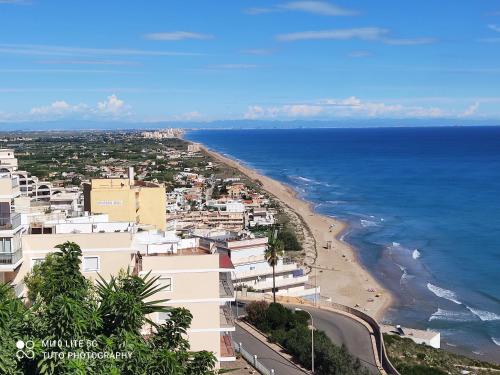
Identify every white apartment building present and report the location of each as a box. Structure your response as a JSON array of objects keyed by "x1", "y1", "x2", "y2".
[
  {"x1": 0, "y1": 149, "x2": 18, "y2": 172},
  {"x1": 0, "y1": 172, "x2": 23, "y2": 279},
  {"x1": 197, "y1": 230, "x2": 319, "y2": 299},
  {"x1": 13, "y1": 170, "x2": 52, "y2": 200}
]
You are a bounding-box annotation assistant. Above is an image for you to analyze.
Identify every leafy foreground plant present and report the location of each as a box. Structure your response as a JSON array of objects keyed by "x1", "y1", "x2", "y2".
[
  {"x1": 0, "y1": 241, "x2": 216, "y2": 375},
  {"x1": 245, "y1": 301, "x2": 369, "y2": 375}
]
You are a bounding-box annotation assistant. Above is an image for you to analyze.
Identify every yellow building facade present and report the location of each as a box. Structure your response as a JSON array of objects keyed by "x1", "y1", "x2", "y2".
[{"x1": 84, "y1": 178, "x2": 166, "y2": 231}]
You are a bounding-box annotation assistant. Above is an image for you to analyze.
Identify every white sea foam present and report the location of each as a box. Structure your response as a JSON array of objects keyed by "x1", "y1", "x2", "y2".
[
  {"x1": 395, "y1": 264, "x2": 413, "y2": 284},
  {"x1": 412, "y1": 249, "x2": 421, "y2": 260},
  {"x1": 326, "y1": 200, "x2": 347, "y2": 205},
  {"x1": 492, "y1": 337, "x2": 500, "y2": 346},
  {"x1": 465, "y1": 306, "x2": 500, "y2": 321},
  {"x1": 392, "y1": 242, "x2": 401, "y2": 247},
  {"x1": 360, "y1": 219, "x2": 378, "y2": 228},
  {"x1": 427, "y1": 283, "x2": 462, "y2": 304},
  {"x1": 296, "y1": 176, "x2": 314, "y2": 183},
  {"x1": 429, "y1": 308, "x2": 473, "y2": 322}
]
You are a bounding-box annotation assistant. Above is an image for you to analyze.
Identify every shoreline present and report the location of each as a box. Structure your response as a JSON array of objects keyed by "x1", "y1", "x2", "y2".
[{"x1": 199, "y1": 144, "x2": 394, "y2": 321}]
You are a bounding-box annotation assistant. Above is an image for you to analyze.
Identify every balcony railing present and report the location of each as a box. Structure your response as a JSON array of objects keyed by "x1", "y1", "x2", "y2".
[
  {"x1": 220, "y1": 305, "x2": 235, "y2": 329},
  {"x1": 219, "y1": 275, "x2": 234, "y2": 299},
  {"x1": 0, "y1": 248, "x2": 23, "y2": 266},
  {"x1": 235, "y1": 263, "x2": 298, "y2": 280},
  {"x1": 0, "y1": 213, "x2": 21, "y2": 230},
  {"x1": 244, "y1": 275, "x2": 309, "y2": 291}
]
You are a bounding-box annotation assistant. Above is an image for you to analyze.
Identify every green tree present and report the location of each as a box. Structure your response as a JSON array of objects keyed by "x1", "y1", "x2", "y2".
[
  {"x1": 2, "y1": 241, "x2": 219, "y2": 375},
  {"x1": 264, "y1": 229, "x2": 284, "y2": 303}
]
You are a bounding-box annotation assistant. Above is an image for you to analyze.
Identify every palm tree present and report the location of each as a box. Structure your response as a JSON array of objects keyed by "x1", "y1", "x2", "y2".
[{"x1": 265, "y1": 229, "x2": 285, "y2": 303}]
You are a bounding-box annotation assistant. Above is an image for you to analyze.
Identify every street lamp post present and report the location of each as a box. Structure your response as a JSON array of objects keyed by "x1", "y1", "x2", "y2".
[{"x1": 295, "y1": 308, "x2": 314, "y2": 374}]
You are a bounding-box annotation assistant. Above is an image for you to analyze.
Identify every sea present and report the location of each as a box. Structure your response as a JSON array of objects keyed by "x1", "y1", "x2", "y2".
[{"x1": 186, "y1": 127, "x2": 500, "y2": 361}]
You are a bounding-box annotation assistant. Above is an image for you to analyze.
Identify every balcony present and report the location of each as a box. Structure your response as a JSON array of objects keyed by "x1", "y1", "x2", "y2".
[
  {"x1": 0, "y1": 213, "x2": 21, "y2": 231},
  {"x1": 244, "y1": 275, "x2": 309, "y2": 291},
  {"x1": 220, "y1": 305, "x2": 235, "y2": 329},
  {"x1": 0, "y1": 248, "x2": 23, "y2": 269},
  {"x1": 235, "y1": 263, "x2": 298, "y2": 280},
  {"x1": 219, "y1": 274, "x2": 234, "y2": 299},
  {"x1": 220, "y1": 333, "x2": 235, "y2": 361}
]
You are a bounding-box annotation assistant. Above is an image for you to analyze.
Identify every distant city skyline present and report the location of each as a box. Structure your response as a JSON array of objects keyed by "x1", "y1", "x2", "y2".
[{"x1": 1, "y1": 1, "x2": 500, "y2": 125}]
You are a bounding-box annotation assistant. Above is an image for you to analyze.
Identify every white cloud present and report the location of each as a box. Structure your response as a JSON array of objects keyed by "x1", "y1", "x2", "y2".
[
  {"x1": 97, "y1": 94, "x2": 127, "y2": 114},
  {"x1": 37, "y1": 59, "x2": 139, "y2": 66},
  {"x1": 461, "y1": 102, "x2": 480, "y2": 117},
  {"x1": 30, "y1": 101, "x2": 88, "y2": 116},
  {"x1": 244, "y1": 97, "x2": 449, "y2": 119},
  {"x1": 245, "y1": 1, "x2": 357, "y2": 16},
  {"x1": 245, "y1": 104, "x2": 323, "y2": 119},
  {"x1": 277, "y1": 27, "x2": 388, "y2": 42},
  {"x1": 28, "y1": 94, "x2": 130, "y2": 120},
  {"x1": 282, "y1": 1, "x2": 357, "y2": 16},
  {"x1": 488, "y1": 24, "x2": 500, "y2": 32},
  {"x1": 241, "y1": 49, "x2": 274, "y2": 55},
  {"x1": 144, "y1": 32, "x2": 214, "y2": 41},
  {"x1": 0, "y1": 43, "x2": 201, "y2": 57},
  {"x1": 276, "y1": 27, "x2": 436, "y2": 45},
  {"x1": 0, "y1": 0, "x2": 29, "y2": 4},
  {"x1": 382, "y1": 37, "x2": 436, "y2": 45},
  {"x1": 210, "y1": 64, "x2": 258, "y2": 69}
]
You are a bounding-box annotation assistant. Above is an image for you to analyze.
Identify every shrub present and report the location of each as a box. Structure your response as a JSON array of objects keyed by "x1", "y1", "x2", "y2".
[{"x1": 245, "y1": 302, "x2": 369, "y2": 375}]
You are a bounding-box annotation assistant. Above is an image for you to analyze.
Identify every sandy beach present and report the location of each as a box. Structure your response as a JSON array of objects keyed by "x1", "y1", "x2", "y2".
[{"x1": 201, "y1": 145, "x2": 393, "y2": 321}]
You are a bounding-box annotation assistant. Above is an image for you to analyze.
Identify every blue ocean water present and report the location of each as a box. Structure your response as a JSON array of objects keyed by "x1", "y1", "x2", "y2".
[{"x1": 186, "y1": 127, "x2": 500, "y2": 361}]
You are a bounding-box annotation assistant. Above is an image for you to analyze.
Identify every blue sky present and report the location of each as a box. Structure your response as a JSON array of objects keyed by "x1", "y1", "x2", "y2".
[{"x1": 0, "y1": 0, "x2": 500, "y2": 123}]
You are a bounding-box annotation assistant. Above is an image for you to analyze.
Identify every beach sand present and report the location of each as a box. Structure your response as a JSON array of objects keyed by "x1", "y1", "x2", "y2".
[{"x1": 202, "y1": 145, "x2": 393, "y2": 321}]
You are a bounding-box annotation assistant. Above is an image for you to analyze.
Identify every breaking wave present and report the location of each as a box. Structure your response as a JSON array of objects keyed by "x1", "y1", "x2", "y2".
[
  {"x1": 465, "y1": 306, "x2": 500, "y2": 321},
  {"x1": 429, "y1": 308, "x2": 474, "y2": 322},
  {"x1": 295, "y1": 176, "x2": 314, "y2": 183},
  {"x1": 360, "y1": 219, "x2": 379, "y2": 228},
  {"x1": 427, "y1": 283, "x2": 462, "y2": 305},
  {"x1": 492, "y1": 337, "x2": 500, "y2": 347}
]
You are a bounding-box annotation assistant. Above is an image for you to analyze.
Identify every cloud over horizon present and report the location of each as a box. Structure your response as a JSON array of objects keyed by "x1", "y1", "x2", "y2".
[
  {"x1": 26, "y1": 94, "x2": 131, "y2": 120},
  {"x1": 144, "y1": 31, "x2": 214, "y2": 41},
  {"x1": 243, "y1": 97, "x2": 480, "y2": 120}
]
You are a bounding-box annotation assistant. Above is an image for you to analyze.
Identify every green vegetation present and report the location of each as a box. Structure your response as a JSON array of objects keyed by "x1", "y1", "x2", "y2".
[
  {"x1": 5, "y1": 131, "x2": 211, "y2": 190},
  {"x1": 0, "y1": 241, "x2": 216, "y2": 374},
  {"x1": 245, "y1": 301, "x2": 369, "y2": 375},
  {"x1": 384, "y1": 333, "x2": 500, "y2": 375}
]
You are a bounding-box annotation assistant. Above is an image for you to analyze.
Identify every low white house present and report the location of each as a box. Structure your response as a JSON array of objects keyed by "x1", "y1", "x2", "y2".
[{"x1": 196, "y1": 230, "x2": 319, "y2": 299}]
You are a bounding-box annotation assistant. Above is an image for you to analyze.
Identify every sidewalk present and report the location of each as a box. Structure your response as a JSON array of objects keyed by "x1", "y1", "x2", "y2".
[{"x1": 234, "y1": 321, "x2": 309, "y2": 375}]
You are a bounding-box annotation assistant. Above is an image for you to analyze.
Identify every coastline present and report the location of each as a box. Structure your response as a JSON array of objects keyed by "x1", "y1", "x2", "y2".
[{"x1": 199, "y1": 144, "x2": 394, "y2": 321}]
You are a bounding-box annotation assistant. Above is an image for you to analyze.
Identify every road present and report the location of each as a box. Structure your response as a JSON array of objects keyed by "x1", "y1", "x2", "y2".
[
  {"x1": 234, "y1": 301, "x2": 380, "y2": 374},
  {"x1": 233, "y1": 324, "x2": 307, "y2": 375},
  {"x1": 284, "y1": 304, "x2": 380, "y2": 374}
]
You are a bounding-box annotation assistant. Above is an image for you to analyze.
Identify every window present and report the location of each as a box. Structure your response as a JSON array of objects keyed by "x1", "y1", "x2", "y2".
[
  {"x1": 158, "y1": 276, "x2": 172, "y2": 292},
  {"x1": 83, "y1": 256, "x2": 99, "y2": 272},
  {"x1": 0, "y1": 237, "x2": 11, "y2": 253}
]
